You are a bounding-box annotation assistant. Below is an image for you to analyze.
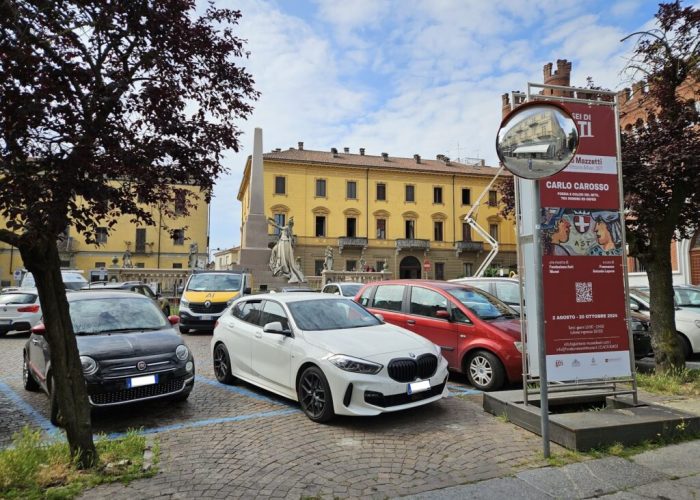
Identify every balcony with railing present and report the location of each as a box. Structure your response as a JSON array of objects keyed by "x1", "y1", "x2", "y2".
[
  {"x1": 455, "y1": 240, "x2": 484, "y2": 256},
  {"x1": 338, "y1": 237, "x2": 368, "y2": 254},
  {"x1": 56, "y1": 236, "x2": 74, "y2": 253},
  {"x1": 395, "y1": 239, "x2": 430, "y2": 252}
]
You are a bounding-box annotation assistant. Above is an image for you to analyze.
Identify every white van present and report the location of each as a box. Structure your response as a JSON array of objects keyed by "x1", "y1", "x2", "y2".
[{"x1": 20, "y1": 270, "x2": 88, "y2": 291}]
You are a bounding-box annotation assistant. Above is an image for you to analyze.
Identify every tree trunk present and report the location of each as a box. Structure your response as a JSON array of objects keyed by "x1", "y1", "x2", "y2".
[
  {"x1": 19, "y1": 237, "x2": 97, "y2": 468},
  {"x1": 646, "y1": 229, "x2": 685, "y2": 372}
]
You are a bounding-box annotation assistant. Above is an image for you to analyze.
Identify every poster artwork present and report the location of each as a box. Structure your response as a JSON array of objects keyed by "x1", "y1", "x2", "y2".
[
  {"x1": 541, "y1": 208, "x2": 623, "y2": 257},
  {"x1": 540, "y1": 102, "x2": 631, "y2": 381}
]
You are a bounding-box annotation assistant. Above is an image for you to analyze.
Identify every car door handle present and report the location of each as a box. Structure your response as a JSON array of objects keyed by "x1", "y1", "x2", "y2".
[
  {"x1": 407, "y1": 320, "x2": 416, "y2": 325},
  {"x1": 255, "y1": 332, "x2": 262, "y2": 338},
  {"x1": 31, "y1": 339, "x2": 40, "y2": 345}
]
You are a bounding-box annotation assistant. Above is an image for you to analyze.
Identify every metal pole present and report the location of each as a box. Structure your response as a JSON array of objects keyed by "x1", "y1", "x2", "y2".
[
  {"x1": 613, "y1": 93, "x2": 639, "y2": 405},
  {"x1": 515, "y1": 178, "x2": 529, "y2": 405},
  {"x1": 533, "y1": 180, "x2": 550, "y2": 458}
]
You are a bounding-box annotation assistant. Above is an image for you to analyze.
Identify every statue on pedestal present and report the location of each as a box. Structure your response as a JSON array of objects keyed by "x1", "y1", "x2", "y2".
[
  {"x1": 267, "y1": 216, "x2": 306, "y2": 283},
  {"x1": 323, "y1": 246, "x2": 334, "y2": 271}
]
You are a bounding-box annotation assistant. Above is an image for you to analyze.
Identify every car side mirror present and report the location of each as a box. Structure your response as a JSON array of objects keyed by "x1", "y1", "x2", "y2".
[
  {"x1": 244, "y1": 287, "x2": 252, "y2": 295},
  {"x1": 629, "y1": 302, "x2": 640, "y2": 312},
  {"x1": 436, "y1": 309, "x2": 451, "y2": 320},
  {"x1": 374, "y1": 313, "x2": 384, "y2": 322},
  {"x1": 263, "y1": 321, "x2": 290, "y2": 335},
  {"x1": 168, "y1": 315, "x2": 180, "y2": 325},
  {"x1": 31, "y1": 323, "x2": 46, "y2": 336}
]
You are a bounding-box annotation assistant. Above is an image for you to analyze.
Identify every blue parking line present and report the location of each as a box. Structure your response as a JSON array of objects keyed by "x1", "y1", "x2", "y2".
[
  {"x1": 103, "y1": 408, "x2": 299, "y2": 440},
  {"x1": 195, "y1": 374, "x2": 296, "y2": 407},
  {"x1": 447, "y1": 384, "x2": 483, "y2": 396},
  {"x1": 0, "y1": 380, "x2": 60, "y2": 438}
]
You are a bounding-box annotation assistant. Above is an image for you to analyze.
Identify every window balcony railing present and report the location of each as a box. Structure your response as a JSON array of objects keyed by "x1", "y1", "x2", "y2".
[
  {"x1": 56, "y1": 236, "x2": 74, "y2": 253},
  {"x1": 338, "y1": 237, "x2": 368, "y2": 254},
  {"x1": 395, "y1": 239, "x2": 430, "y2": 252},
  {"x1": 455, "y1": 240, "x2": 483, "y2": 256}
]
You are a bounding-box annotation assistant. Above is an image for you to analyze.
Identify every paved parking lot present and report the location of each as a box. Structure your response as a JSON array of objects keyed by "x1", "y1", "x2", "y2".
[{"x1": 0, "y1": 331, "x2": 558, "y2": 499}]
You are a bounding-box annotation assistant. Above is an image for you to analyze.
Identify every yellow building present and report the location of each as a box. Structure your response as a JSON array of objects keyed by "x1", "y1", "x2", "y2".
[
  {"x1": 0, "y1": 184, "x2": 210, "y2": 286},
  {"x1": 237, "y1": 144, "x2": 517, "y2": 281}
]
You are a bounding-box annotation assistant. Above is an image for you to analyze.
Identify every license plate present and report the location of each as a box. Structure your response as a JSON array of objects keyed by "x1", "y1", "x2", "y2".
[
  {"x1": 127, "y1": 374, "x2": 157, "y2": 388},
  {"x1": 407, "y1": 380, "x2": 430, "y2": 395},
  {"x1": 201, "y1": 315, "x2": 212, "y2": 321}
]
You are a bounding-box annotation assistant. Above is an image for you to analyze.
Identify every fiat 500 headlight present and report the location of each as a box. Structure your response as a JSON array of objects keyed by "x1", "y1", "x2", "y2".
[
  {"x1": 176, "y1": 344, "x2": 190, "y2": 361},
  {"x1": 328, "y1": 354, "x2": 383, "y2": 375},
  {"x1": 80, "y1": 356, "x2": 98, "y2": 376}
]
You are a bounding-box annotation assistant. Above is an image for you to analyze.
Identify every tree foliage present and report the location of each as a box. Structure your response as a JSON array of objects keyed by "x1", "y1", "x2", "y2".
[
  {"x1": 621, "y1": 1, "x2": 699, "y2": 370},
  {"x1": 0, "y1": 0, "x2": 258, "y2": 467}
]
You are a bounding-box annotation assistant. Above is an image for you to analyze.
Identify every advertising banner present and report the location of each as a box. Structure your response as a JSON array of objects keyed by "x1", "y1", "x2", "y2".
[{"x1": 540, "y1": 102, "x2": 631, "y2": 380}]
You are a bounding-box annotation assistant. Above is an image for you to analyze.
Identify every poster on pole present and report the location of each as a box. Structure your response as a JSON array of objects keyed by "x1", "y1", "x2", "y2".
[{"x1": 540, "y1": 103, "x2": 631, "y2": 381}]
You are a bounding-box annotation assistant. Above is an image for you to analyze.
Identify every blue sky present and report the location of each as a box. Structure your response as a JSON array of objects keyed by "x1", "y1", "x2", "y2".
[{"x1": 207, "y1": 0, "x2": 680, "y2": 255}]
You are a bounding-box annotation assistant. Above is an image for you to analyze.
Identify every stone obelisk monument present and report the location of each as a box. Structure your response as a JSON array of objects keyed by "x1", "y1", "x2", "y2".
[{"x1": 238, "y1": 128, "x2": 275, "y2": 288}]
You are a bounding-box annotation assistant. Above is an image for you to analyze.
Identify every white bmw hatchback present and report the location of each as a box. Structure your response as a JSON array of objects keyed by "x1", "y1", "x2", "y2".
[{"x1": 211, "y1": 293, "x2": 449, "y2": 422}]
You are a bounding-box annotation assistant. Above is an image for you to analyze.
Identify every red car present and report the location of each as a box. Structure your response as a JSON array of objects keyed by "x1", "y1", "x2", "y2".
[{"x1": 355, "y1": 280, "x2": 522, "y2": 391}]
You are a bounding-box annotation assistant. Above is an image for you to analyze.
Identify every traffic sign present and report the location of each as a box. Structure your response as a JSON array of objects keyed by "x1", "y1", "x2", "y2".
[{"x1": 423, "y1": 259, "x2": 431, "y2": 271}]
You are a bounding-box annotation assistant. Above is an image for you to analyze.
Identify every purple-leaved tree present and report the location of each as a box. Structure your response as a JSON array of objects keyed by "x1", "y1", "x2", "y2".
[{"x1": 0, "y1": 1, "x2": 258, "y2": 467}]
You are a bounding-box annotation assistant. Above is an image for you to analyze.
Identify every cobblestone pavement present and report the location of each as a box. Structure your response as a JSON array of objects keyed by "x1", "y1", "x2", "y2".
[{"x1": 0, "y1": 331, "x2": 558, "y2": 499}]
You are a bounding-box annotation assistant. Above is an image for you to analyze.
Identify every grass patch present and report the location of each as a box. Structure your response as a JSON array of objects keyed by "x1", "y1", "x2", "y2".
[
  {"x1": 0, "y1": 427, "x2": 157, "y2": 499},
  {"x1": 545, "y1": 449, "x2": 585, "y2": 467},
  {"x1": 636, "y1": 368, "x2": 700, "y2": 396}
]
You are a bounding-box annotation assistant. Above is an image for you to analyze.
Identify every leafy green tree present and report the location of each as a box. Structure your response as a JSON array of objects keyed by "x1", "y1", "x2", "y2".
[
  {"x1": 0, "y1": 0, "x2": 258, "y2": 467},
  {"x1": 621, "y1": 1, "x2": 699, "y2": 371}
]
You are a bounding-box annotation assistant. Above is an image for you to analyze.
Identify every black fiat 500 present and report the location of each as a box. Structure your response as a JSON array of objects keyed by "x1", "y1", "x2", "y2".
[{"x1": 23, "y1": 291, "x2": 195, "y2": 425}]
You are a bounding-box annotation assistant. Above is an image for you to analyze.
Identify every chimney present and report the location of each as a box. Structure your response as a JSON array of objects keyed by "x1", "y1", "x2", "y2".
[
  {"x1": 501, "y1": 93, "x2": 511, "y2": 119},
  {"x1": 331, "y1": 147, "x2": 338, "y2": 157},
  {"x1": 274, "y1": 148, "x2": 281, "y2": 152},
  {"x1": 298, "y1": 141, "x2": 304, "y2": 150},
  {"x1": 436, "y1": 154, "x2": 445, "y2": 161},
  {"x1": 359, "y1": 148, "x2": 365, "y2": 155},
  {"x1": 444, "y1": 156, "x2": 451, "y2": 166},
  {"x1": 413, "y1": 154, "x2": 421, "y2": 164},
  {"x1": 343, "y1": 147, "x2": 350, "y2": 153},
  {"x1": 381, "y1": 152, "x2": 389, "y2": 161}
]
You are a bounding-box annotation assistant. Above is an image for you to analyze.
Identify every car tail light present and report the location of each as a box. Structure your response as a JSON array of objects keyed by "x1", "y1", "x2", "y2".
[{"x1": 18, "y1": 305, "x2": 40, "y2": 313}]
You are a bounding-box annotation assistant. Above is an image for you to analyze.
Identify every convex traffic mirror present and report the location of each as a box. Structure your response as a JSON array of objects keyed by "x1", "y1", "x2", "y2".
[{"x1": 496, "y1": 102, "x2": 579, "y2": 180}]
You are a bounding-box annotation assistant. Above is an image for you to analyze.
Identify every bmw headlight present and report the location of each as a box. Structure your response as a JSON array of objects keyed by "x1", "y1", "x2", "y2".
[
  {"x1": 80, "y1": 356, "x2": 98, "y2": 376},
  {"x1": 176, "y1": 344, "x2": 190, "y2": 361},
  {"x1": 180, "y1": 298, "x2": 189, "y2": 309},
  {"x1": 328, "y1": 354, "x2": 382, "y2": 375}
]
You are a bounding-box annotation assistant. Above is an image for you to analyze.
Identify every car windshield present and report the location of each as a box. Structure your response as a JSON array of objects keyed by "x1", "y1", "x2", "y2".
[
  {"x1": 187, "y1": 273, "x2": 241, "y2": 292},
  {"x1": 288, "y1": 299, "x2": 381, "y2": 331},
  {"x1": 674, "y1": 287, "x2": 700, "y2": 307},
  {"x1": 340, "y1": 284, "x2": 362, "y2": 297},
  {"x1": 70, "y1": 297, "x2": 167, "y2": 335},
  {"x1": 21, "y1": 272, "x2": 87, "y2": 290},
  {"x1": 0, "y1": 293, "x2": 37, "y2": 305},
  {"x1": 447, "y1": 287, "x2": 517, "y2": 320}
]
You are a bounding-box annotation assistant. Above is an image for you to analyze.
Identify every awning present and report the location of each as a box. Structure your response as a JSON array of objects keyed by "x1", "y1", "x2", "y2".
[{"x1": 512, "y1": 144, "x2": 551, "y2": 154}]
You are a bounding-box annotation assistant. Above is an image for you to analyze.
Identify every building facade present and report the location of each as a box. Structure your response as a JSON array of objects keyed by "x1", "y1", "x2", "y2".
[
  {"x1": 0, "y1": 184, "x2": 210, "y2": 286},
  {"x1": 237, "y1": 145, "x2": 517, "y2": 282}
]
